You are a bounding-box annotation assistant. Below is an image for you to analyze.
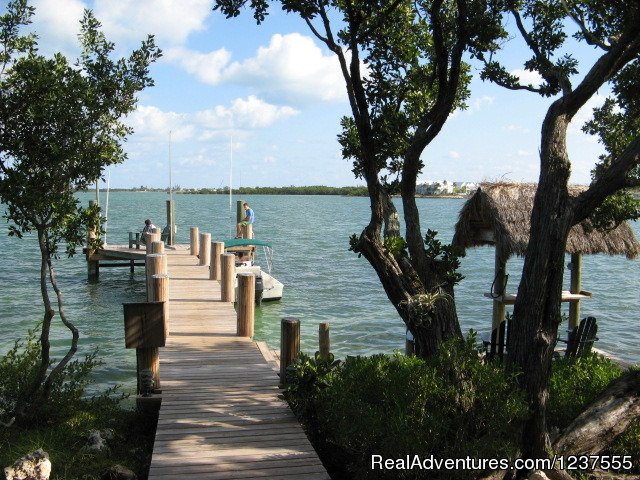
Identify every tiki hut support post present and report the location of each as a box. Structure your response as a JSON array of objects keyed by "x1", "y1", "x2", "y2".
[
  {"x1": 491, "y1": 247, "x2": 507, "y2": 332},
  {"x1": 568, "y1": 253, "x2": 582, "y2": 330}
]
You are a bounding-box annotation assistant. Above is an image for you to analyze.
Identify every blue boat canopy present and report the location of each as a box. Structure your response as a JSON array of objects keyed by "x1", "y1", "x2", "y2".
[{"x1": 224, "y1": 238, "x2": 273, "y2": 248}]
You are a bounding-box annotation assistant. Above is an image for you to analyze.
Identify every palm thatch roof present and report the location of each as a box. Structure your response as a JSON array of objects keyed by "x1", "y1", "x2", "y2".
[{"x1": 452, "y1": 182, "x2": 639, "y2": 260}]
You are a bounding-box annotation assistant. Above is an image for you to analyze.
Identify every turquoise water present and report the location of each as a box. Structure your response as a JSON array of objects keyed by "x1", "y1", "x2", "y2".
[{"x1": 1, "y1": 192, "x2": 638, "y2": 393}]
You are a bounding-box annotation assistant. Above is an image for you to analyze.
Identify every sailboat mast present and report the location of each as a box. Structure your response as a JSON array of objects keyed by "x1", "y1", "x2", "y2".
[
  {"x1": 169, "y1": 130, "x2": 173, "y2": 202},
  {"x1": 229, "y1": 131, "x2": 233, "y2": 210}
]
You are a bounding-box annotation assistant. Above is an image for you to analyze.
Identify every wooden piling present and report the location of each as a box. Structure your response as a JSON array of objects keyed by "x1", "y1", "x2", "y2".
[
  {"x1": 569, "y1": 253, "x2": 582, "y2": 330},
  {"x1": 146, "y1": 232, "x2": 160, "y2": 250},
  {"x1": 152, "y1": 273, "x2": 169, "y2": 336},
  {"x1": 242, "y1": 223, "x2": 253, "y2": 239},
  {"x1": 220, "y1": 253, "x2": 236, "y2": 303},
  {"x1": 491, "y1": 250, "x2": 507, "y2": 332},
  {"x1": 210, "y1": 241, "x2": 224, "y2": 280},
  {"x1": 190, "y1": 227, "x2": 199, "y2": 256},
  {"x1": 151, "y1": 240, "x2": 165, "y2": 254},
  {"x1": 236, "y1": 200, "x2": 243, "y2": 223},
  {"x1": 166, "y1": 199, "x2": 175, "y2": 246},
  {"x1": 199, "y1": 233, "x2": 211, "y2": 266},
  {"x1": 123, "y1": 302, "x2": 165, "y2": 395},
  {"x1": 137, "y1": 347, "x2": 161, "y2": 393},
  {"x1": 86, "y1": 200, "x2": 99, "y2": 280},
  {"x1": 146, "y1": 254, "x2": 167, "y2": 302},
  {"x1": 280, "y1": 317, "x2": 300, "y2": 386},
  {"x1": 319, "y1": 322, "x2": 330, "y2": 360},
  {"x1": 237, "y1": 274, "x2": 255, "y2": 337}
]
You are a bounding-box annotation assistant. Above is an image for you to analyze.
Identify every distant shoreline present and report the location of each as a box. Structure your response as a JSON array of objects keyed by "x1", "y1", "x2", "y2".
[{"x1": 83, "y1": 187, "x2": 473, "y2": 198}]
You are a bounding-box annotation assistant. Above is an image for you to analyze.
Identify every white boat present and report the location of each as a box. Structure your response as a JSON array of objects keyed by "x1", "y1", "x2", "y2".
[{"x1": 224, "y1": 239, "x2": 284, "y2": 304}]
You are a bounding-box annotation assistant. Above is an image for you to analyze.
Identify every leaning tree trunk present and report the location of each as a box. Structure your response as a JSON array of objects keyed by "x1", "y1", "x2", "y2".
[
  {"x1": 508, "y1": 109, "x2": 574, "y2": 462},
  {"x1": 553, "y1": 369, "x2": 640, "y2": 456},
  {"x1": 13, "y1": 228, "x2": 55, "y2": 425}
]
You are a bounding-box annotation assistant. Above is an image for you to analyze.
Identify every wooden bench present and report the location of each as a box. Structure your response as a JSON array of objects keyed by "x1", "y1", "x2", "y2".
[{"x1": 128, "y1": 232, "x2": 142, "y2": 249}]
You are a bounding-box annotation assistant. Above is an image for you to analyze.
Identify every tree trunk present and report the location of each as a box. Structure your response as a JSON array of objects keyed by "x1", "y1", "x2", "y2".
[
  {"x1": 553, "y1": 370, "x2": 640, "y2": 456},
  {"x1": 14, "y1": 228, "x2": 55, "y2": 425},
  {"x1": 508, "y1": 108, "x2": 574, "y2": 462}
]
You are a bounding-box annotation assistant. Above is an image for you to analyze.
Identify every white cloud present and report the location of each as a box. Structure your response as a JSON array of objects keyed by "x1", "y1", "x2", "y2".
[
  {"x1": 128, "y1": 96, "x2": 298, "y2": 144},
  {"x1": 448, "y1": 151, "x2": 460, "y2": 159},
  {"x1": 94, "y1": 0, "x2": 211, "y2": 46},
  {"x1": 164, "y1": 47, "x2": 232, "y2": 84},
  {"x1": 470, "y1": 95, "x2": 494, "y2": 112},
  {"x1": 511, "y1": 69, "x2": 544, "y2": 87},
  {"x1": 568, "y1": 94, "x2": 607, "y2": 140},
  {"x1": 127, "y1": 105, "x2": 193, "y2": 141},
  {"x1": 229, "y1": 96, "x2": 298, "y2": 128},
  {"x1": 32, "y1": 0, "x2": 86, "y2": 52},
  {"x1": 168, "y1": 33, "x2": 347, "y2": 105}
]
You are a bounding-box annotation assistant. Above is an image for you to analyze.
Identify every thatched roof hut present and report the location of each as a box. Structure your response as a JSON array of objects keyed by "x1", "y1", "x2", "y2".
[
  {"x1": 452, "y1": 182, "x2": 639, "y2": 333},
  {"x1": 452, "y1": 182, "x2": 639, "y2": 260}
]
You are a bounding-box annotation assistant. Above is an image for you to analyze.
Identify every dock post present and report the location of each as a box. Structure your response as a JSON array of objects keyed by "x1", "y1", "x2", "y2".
[
  {"x1": 236, "y1": 200, "x2": 243, "y2": 223},
  {"x1": 280, "y1": 317, "x2": 300, "y2": 386},
  {"x1": 237, "y1": 274, "x2": 255, "y2": 337},
  {"x1": 153, "y1": 273, "x2": 170, "y2": 336},
  {"x1": 190, "y1": 227, "x2": 199, "y2": 256},
  {"x1": 146, "y1": 254, "x2": 167, "y2": 302},
  {"x1": 137, "y1": 348, "x2": 161, "y2": 393},
  {"x1": 199, "y1": 233, "x2": 211, "y2": 266},
  {"x1": 146, "y1": 232, "x2": 160, "y2": 250},
  {"x1": 86, "y1": 200, "x2": 99, "y2": 281},
  {"x1": 151, "y1": 240, "x2": 165, "y2": 254},
  {"x1": 319, "y1": 322, "x2": 330, "y2": 360},
  {"x1": 568, "y1": 253, "x2": 582, "y2": 330},
  {"x1": 166, "y1": 199, "x2": 175, "y2": 246},
  {"x1": 220, "y1": 253, "x2": 236, "y2": 302},
  {"x1": 210, "y1": 242, "x2": 224, "y2": 280},
  {"x1": 242, "y1": 223, "x2": 253, "y2": 239}
]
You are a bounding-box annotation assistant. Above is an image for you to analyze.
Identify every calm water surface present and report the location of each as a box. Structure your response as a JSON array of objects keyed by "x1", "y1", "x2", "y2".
[{"x1": 1, "y1": 192, "x2": 638, "y2": 393}]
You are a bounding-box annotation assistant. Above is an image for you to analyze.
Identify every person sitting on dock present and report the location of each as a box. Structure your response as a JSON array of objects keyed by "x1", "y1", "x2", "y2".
[
  {"x1": 236, "y1": 203, "x2": 255, "y2": 238},
  {"x1": 142, "y1": 219, "x2": 155, "y2": 239}
]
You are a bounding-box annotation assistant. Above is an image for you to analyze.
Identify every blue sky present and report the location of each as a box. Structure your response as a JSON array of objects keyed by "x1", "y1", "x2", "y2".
[{"x1": 21, "y1": 0, "x2": 609, "y2": 188}]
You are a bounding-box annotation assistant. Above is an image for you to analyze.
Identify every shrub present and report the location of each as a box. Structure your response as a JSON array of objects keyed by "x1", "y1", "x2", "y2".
[
  {"x1": 548, "y1": 353, "x2": 622, "y2": 430},
  {"x1": 0, "y1": 327, "x2": 125, "y2": 426},
  {"x1": 285, "y1": 334, "x2": 528, "y2": 479}
]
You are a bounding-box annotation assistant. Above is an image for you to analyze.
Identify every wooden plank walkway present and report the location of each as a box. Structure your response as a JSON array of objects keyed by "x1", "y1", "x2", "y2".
[{"x1": 147, "y1": 246, "x2": 329, "y2": 479}]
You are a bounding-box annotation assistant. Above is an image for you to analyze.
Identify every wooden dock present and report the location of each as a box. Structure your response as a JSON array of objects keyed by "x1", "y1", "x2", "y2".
[{"x1": 147, "y1": 246, "x2": 329, "y2": 479}]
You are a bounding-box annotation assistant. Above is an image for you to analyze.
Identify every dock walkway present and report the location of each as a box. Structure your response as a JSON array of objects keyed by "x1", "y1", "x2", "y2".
[{"x1": 147, "y1": 246, "x2": 329, "y2": 479}]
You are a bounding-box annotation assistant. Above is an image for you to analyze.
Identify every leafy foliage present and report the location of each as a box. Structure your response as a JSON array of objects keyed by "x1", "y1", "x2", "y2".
[
  {"x1": 0, "y1": 0, "x2": 160, "y2": 424},
  {"x1": 285, "y1": 336, "x2": 528, "y2": 479},
  {"x1": 548, "y1": 353, "x2": 622, "y2": 430},
  {"x1": 383, "y1": 235, "x2": 407, "y2": 257},
  {"x1": 0, "y1": 328, "x2": 125, "y2": 426},
  {"x1": 424, "y1": 229, "x2": 464, "y2": 286},
  {"x1": 0, "y1": 330, "x2": 157, "y2": 478}
]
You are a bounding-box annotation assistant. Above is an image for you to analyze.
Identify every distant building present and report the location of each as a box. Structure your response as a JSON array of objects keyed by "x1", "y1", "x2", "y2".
[{"x1": 416, "y1": 180, "x2": 478, "y2": 195}]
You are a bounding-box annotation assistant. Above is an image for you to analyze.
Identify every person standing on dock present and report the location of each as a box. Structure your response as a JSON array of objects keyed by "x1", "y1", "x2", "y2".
[{"x1": 236, "y1": 203, "x2": 255, "y2": 238}]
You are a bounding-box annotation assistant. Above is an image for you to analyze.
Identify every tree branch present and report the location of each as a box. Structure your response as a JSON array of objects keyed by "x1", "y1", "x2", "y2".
[
  {"x1": 355, "y1": 0, "x2": 405, "y2": 43},
  {"x1": 509, "y1": 6, "x2": 572, "y2": 95},
  {"x1": 560, "y1": 0, "x2": 610, "y2": 50},
  {"x1": 573, "y1": 136, "x2": 640, "y2": 224}
]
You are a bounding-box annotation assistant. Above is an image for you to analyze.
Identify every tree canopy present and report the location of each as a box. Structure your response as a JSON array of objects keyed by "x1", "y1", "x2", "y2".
[
  {"x1": 215, "y1": 0, "x2": 508, "y2": 357},
  {"x1": 0, "y1": 0, "x2": 161, "y2": 424}
]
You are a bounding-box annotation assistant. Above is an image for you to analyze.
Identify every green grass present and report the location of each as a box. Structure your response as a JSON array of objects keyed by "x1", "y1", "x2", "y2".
[{"x1": 0, "y1": 401, "x2": 158, "y2": 480}]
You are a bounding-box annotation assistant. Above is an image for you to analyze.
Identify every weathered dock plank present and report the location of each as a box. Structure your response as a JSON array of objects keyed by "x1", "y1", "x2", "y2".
[{"x1": 147, "y1": 247, "x2": 328, "y2": 479}]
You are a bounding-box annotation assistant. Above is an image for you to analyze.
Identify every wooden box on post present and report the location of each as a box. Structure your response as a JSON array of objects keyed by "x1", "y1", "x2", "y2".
[{"x1": 123, "y1": 301, "x2": 166, "y2": 348}]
